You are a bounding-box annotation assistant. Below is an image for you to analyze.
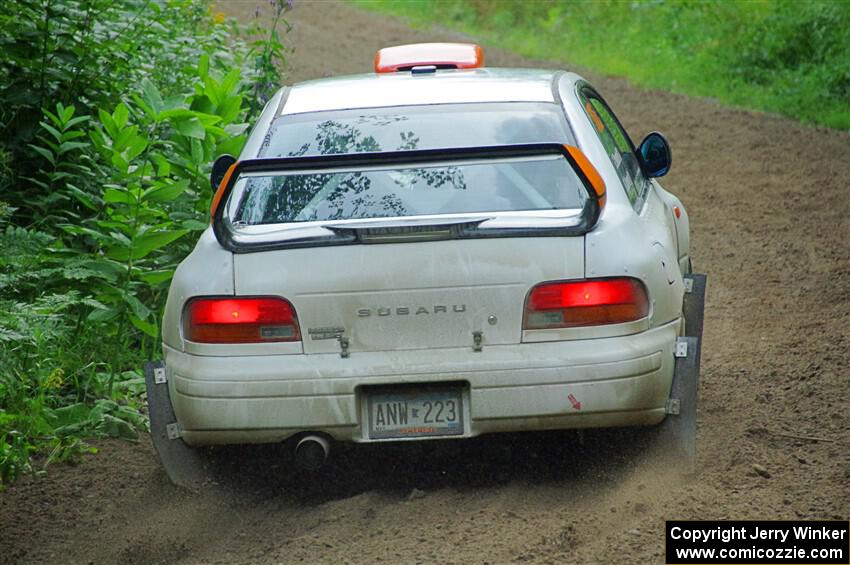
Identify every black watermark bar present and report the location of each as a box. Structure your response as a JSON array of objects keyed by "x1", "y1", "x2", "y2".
[{"x1": 666, "y1": 521, "x2": 849, "y2": 564}]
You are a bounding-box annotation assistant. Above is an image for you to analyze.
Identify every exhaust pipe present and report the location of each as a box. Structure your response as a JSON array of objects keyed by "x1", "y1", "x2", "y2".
[{"x1": 294, "y1": 434, "x2": 330, "y2": 470}]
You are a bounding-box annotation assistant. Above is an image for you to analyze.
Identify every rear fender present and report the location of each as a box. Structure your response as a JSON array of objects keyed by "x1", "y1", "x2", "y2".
[
  {"x1": 162, "y1": 228, "x2": 234, "y2": 351},
  {"x1": 585, "y1": 204, "x2": 684, "y2": 327},
  {"x1": 653, "y1": 182, "x2": 690, "y2": 271}
]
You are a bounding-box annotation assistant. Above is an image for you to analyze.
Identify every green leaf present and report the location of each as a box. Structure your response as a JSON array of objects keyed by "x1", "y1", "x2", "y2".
[
  {"x1": 60, "y1": 103, "x2": 75, "y2": 123},
  {"x1": 64, "y1": 115, "x2": 89, "y2": 129},
  {"x1": 142, "y1": 180, "x2": 188, "y2": 202},
  {"x1": 36, "y1": 135, "x2": 59, "y2": 153},
  {"x1": 122, "y1": 292, "x2": 151, "y2": 321},
  {"x1": 66, "y1": 185, "x2": 98, "y2": 211},
  {"x1": 43, "y1": 108, "x2": 62, "y2": 128},
  {"x1": 150, "y1": 153, "x2": 171, "y2": 176},
  {"x1": 28, "y1": 144, "x2": 55, "y2": 165},
  {"x1": 220, "y1": 69, "x2": 241, "y2": 98},
  {"x1": 190, "y1": 137, "x2": 204, "y2": 165},
  {"x1": 203, "y1": 125, "x2": 228, "y2": 138},
  {"x1": 216, "y1": 96, "x2": 243, "y2": 123},
  {"x1": 131, "y1": 229, "x2": 188, "y2": 259},
  {"x1": 47, "y1": 171, "x2": 73, "y2": 182},
  {"x1": 129, "y1": 314, "x2": 158, "y2": 338},
  {"x1": 44, "y1": 403, "x2": 90, "y2": 429},
  {"x1": 88, "y1": 306, "x2": 119, "y2": 322},
  {"x1": 59, "y1": 224, "x2": 107, "y2": 241},
  {"x1": 130, "y1": 93, "x2": 157, "y2": 120},
  {"x1": 21, "y1": 175, "x2": 49, "y2": 190},
  {"x1": 103, "y1": 187, "x2": 134, "y2": 204},
  {"x1": 224, "y1": 123, "x2": 249, "y2": 136},
  {"x1": 158, "y1": 108, "x2": 199, "y2": 120},
  {"x1": 110, "y1": 153, "x2": 129, "y2": 174},
  {"x1": 190, "y1": 94, "x2": 214, "y2": 115},
  {"x1": 162, "y1": 95, "x2": 185, "y2": 112},
  {"x1": 113, "y1": 103, "x2": 129, "y2": 129},
  {"x1": 141, "y1": 78, "x2": 165, "y2": 115},
  {"x1": 95, "y1": 414, "x2": 138, "y2": 440},
  {"x1": 217, "y1": 135, "x2": 246, "y2": 157},
  {"x1": 112, "y1": 125, "x2": 139, "y2": 152},
  {"x1": 79, "y1": 259, "x2": 124, "y2": 281},
  {"x1": 108, "y1": 229, "x2": 188, "y2": 261},
  {"x1": 60, "y1": 130, "x2": 87, "y2": 141},
  {"x1": 98, "y1": 109, "x2": 118, "y2": 139},
  {"x1": 198, "y1": 54, "x2": 209, "y2": 79},
  {"x1": 194, "y1": 113, "x2": 223, "y2": 126},
  {"x1": 137, "y1": 161, "x2": 155, "y2": 179},
  {"x1": 204, "y1": 76, "x2": 223, "y2": 106},
  {"x1": 174, "y1": 117, "x2": 205, "y2": 139},
  {"x1": 124, "y1": 135, "x2": 147, "y2": 161},
  {"x1": 57, "y1": 141, "x2": 90, "y2": 155},
  {"x1": 40, "y1": 121, "x2": 64, "y2": 144},
  {"x1": 137, "y1": 269, "x2": 175, "y2": 285},
  {"x1": 88, "y1": 127, "x2": 108, "y2": 155},
  {"x1": 180, "y1": 219, "x2": 210, "y2": 231}
]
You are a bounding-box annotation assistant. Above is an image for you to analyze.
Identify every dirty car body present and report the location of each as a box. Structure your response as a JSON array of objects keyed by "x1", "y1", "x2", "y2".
[{"x1": 148, "y1": 45, "x2": 703, "y2": 482}]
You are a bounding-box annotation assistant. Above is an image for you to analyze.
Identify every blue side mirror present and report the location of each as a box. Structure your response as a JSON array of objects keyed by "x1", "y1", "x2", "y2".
[{"x1": 638, "y1": 132, "x2": 671, "y2": 178}]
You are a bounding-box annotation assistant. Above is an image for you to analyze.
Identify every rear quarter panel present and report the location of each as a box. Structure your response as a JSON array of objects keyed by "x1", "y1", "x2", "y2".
[
  {"x1": 653, "y1": 181, "x2": 691, "y2": 273},
  {"x1": 557, "y1": 73, "x2": 684, "y2": 326},
  {"x1": 162, "y1": 229, "x2": 234, "y2": 351}
]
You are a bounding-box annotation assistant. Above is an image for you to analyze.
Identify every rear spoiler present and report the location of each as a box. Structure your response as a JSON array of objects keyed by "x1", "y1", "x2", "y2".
[{"x1": 211, "y1": 143, "x2": 606, "y2": 253}]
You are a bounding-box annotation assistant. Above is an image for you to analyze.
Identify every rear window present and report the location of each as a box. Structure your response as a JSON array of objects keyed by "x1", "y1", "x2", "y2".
[
  {"x1": 229, "y1": 155, "x2": 589, "y2": 225},
  {"x1": 229, "y1": 103, "x2": 583, "y2": 226},
  {"x1": 260, "y1": 102, "x2": 574, "y2": 157}
]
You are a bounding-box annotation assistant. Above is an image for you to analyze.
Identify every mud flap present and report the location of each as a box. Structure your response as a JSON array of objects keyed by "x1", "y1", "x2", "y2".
[
  {"x1": 143, "y1": 361, "x2": 212, "y2": 490},
  {"x1": 655, "y1": 273, "x2": 707, "y2": 473}
]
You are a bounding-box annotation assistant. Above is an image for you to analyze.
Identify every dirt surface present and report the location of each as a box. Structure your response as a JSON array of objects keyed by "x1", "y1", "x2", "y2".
[{"x1": 2, "y1": 2, "x2": 849, "y2": 563}]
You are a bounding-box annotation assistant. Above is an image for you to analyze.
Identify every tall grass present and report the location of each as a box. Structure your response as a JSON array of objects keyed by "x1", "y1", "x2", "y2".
[{"x1": 360, "y1": 0, "x2": 850, "y2": 130}]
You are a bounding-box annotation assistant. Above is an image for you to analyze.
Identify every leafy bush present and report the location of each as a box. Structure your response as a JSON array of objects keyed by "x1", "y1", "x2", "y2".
[
  {"x1": 0, "y1": 0, "x2": 289, "y2": 486},
  {"x1": 0, "y1": 216, "x2": 145, "y2": 483},
  {"x1": 362, "y1": 0, "x2": 850, "y2": 130}
]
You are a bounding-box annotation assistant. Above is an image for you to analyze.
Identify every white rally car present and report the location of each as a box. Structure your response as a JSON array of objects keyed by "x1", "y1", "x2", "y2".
[{"x1": 144, "y1": 44, "x2": 706, "y2": 486}]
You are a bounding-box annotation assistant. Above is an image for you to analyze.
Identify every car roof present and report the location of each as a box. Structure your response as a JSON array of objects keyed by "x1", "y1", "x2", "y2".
[{"x1": 280, "y1": 68, "x2": 561, "y2": 116}]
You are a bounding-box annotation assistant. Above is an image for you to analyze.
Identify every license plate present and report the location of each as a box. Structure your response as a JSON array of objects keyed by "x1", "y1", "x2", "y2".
[{"x1": 367, "y1": 387, "x2": 464, "y2": 439}]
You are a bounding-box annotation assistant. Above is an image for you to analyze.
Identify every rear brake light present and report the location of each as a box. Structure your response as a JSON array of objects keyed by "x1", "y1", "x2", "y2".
[
  {"x1": 524, "y1": 278, "x2": 649, "y2": 329},
  {"x1": 184, "y1": 297, "x2": 300, "y2": 343},
  {"x1": 374, "y1": 43, "x2": 484, "y2": 73}
]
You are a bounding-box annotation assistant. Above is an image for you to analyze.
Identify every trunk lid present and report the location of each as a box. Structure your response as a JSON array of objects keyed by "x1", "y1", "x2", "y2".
[{"x1": 234, "y1": 237, "x2": 584, "y2": 354}]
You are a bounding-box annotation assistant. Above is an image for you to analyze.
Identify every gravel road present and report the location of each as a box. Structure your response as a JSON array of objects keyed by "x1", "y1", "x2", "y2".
[{"x1": 2, "y1": 2, "x2": 848, "y2": 563}]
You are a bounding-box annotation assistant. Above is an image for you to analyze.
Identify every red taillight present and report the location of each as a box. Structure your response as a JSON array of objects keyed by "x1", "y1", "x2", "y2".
[
  {"x1": 524, "y1": 278, "x2": 649, "y2": 329},
  {"x1": 184, "y1": 297, "x2": 300, "y2": 343}
]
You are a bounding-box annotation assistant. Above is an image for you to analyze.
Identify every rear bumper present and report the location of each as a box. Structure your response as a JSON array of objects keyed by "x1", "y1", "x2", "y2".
[{"x1": 164, "y1": 320, "x2": 679, "y2": 445}]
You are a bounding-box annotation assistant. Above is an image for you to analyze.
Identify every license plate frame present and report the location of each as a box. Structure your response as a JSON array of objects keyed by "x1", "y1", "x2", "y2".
[{"x1": 365, "y1": 385, "x2": 465, "y2": 440}]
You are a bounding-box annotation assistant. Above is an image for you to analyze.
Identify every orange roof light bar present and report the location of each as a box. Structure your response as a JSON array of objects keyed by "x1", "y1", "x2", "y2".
[{"x1": 374, "y1": 43, "x2": 484, "y2": 73}]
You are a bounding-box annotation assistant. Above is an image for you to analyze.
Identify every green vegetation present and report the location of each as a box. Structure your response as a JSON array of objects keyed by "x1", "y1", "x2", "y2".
[
  {"x1": 0, "y1": 0, "x2": 289, "y2": 486},
  {"x1": 360, "y1": 0, "x2": 850, "y2": 130}
]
